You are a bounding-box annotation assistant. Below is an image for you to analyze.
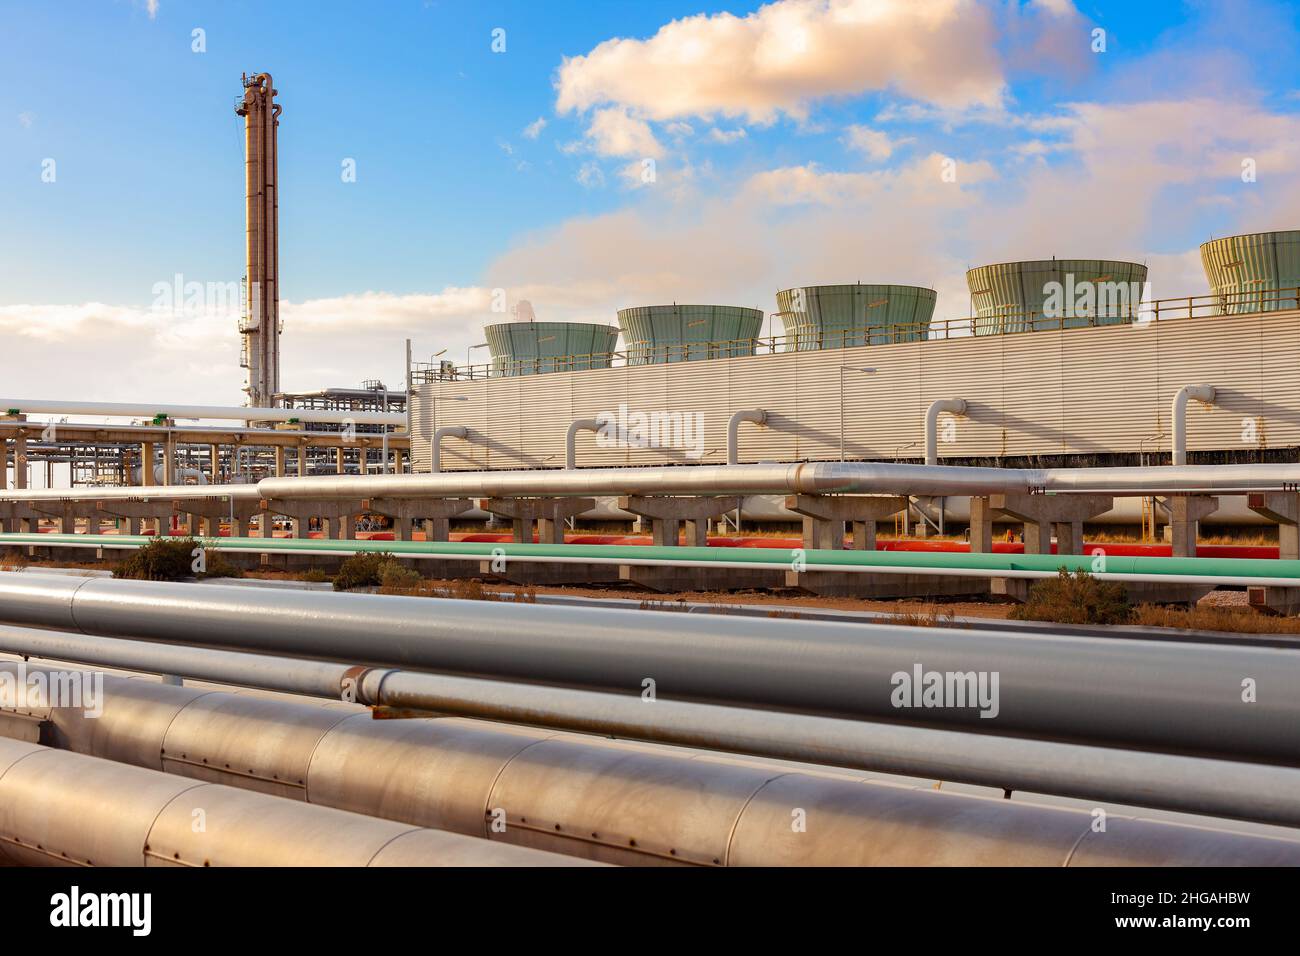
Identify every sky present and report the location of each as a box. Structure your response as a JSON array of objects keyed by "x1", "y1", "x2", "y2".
[{"x1": 2, "y1": 0, "x2": 1299, "y2": 404}]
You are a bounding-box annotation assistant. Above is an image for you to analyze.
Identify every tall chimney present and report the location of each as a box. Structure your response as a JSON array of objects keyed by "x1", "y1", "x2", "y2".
[{"x1": 235, "y1": 72, "x2": 282, "y2": 408}]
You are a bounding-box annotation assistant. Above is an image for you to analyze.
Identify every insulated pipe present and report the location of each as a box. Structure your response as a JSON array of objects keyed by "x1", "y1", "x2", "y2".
[
  {"x1": 9, "y1": 533, "x2": 1300, "y2": 588},
  {"x1": 0, "y1": 738, "x2": 588, "y2": 866},
  {"x1": 0, "y1": 398, "x2": 403, "y2": 427},
  {"x1": 924, "y1": 399, "x2": 967, "y2": 465},
  {"x1": 4, "y1": 661, "x2": 1299, "y2": 865},
  {"x1": 2, "y1": 573, "x2": 1297, "y2": 765},
  {"x1": 727, "y1": 410, "x2": 767, "y2": 465},
  {"x1": 1171, "y1": 384, "x2": 1217, "y2": 465},
  {"x1": 3, "y1": 461, "x2": 1300, "y2": 505},
  {"x1": 3, "y1": 638, "x2": 1298, "y2": 831},
  {"x1": 565, "y1": 419, "x2": 601, "y2": 469},
  {"x1": 431, "y1": 425, "x2": 468, "y2": 474},
  {"x1": 254, "y1": 460, "x2": 1300, "y2": 501}
]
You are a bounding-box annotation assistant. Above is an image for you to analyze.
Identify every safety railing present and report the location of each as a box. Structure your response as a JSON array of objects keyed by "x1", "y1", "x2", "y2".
[{"x1": 409, "y1": 287, "x2": 1300, "y2": 383}]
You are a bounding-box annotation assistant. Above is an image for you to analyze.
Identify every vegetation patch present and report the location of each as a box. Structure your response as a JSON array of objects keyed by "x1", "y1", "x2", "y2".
[
  {"x1": 1009, "y1": 569, "x2": 1133, "y2": 625},
  {"x1": 114, "y1": 536, "x2": 242, "y2": 581}
]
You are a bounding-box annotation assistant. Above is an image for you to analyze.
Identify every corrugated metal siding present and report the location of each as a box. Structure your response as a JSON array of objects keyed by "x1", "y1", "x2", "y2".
[
  {"x1": 1201, "y1": 232, "x2": 1300, "y2": 314},
  {"x1": 967, "y1": 260, "x2": 1147, "y2": 334},
  {"x1": 411, "y1": 308, "x2": 1300, "y2": 471}
]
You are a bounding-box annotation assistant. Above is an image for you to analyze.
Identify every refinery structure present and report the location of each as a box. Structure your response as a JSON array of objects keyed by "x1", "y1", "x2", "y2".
[{"x1": 1, "y1": 69, "x2": 1300, "y2": 878}]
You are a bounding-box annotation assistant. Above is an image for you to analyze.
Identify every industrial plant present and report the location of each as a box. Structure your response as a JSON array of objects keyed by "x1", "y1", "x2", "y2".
[{"x1": 3, "y1": 50, "x2": 1300, "y2": 895}]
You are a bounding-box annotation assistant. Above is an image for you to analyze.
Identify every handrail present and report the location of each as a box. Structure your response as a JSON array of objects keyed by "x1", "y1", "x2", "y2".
[{"x1": 410, "y1": 287, "x2": 1300, "y2": 382}]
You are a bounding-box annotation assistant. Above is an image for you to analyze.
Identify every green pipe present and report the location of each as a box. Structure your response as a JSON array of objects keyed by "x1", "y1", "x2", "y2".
[{"x1": 3, "y1": 532, "x2": 1300, "y2": 581}]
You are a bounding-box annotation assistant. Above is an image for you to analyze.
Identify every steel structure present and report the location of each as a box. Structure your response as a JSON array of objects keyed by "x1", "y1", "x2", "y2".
[{"x1": 235, "y1": 72, "x2": 282, "y2": 408}]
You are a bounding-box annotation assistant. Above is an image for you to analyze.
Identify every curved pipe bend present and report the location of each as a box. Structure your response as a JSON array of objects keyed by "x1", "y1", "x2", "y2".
[
  {"x1": 1171, "y1": 385, "x2": 1217, "y2": 466},
  {"x1": 924, "y1": 399, "x2": 968, "y2": 466}
]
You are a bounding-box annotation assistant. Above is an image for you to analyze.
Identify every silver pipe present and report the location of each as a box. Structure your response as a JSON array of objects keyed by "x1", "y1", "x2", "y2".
[
  {"x1": 924, "y1": 398, "x2": 967, "y2": 465},
  {"x1": 431, "y1": 425, "x2": 468, "y2": 474},
  {"x1": 255, "y1": 460, "x2": 1300, "y2": 501},
  {"x1": 1172, "y1": 384, "x2": 1217, "y2": 466},
  {"x1": 0, "y1": 738, "x2": 587, "y2": 866},
  {"x1": 726, "y1": 409, "x2": 766, "y2": 465},
  {"x1": 565, "y1": 418, "x2": 600, "y2": 469},
  {"x1": 1, "y1": 573, "x2": 1296, "y2": 765},
  {"x1": 3, "y1": 653, "x2": 1298, "y2": 860}
]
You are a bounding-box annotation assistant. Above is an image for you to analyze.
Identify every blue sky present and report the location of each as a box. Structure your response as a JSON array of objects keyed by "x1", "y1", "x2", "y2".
[{"x1": 2, "y1": 0, "x2": 1299, "y2": 400}]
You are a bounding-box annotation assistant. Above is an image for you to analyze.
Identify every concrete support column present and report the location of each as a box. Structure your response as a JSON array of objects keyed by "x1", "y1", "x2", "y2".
[
  {"x1": 297, "y1": 445, "x2": 307, "y2": 477},
  {"x1": 140, "y1": 442, "x2": 154, "y2": 487},
  {"x1": 0, "y1": 441, "x2": 7, "y2": 491},
  {"x1": 335, "y1": 447, "x2": 346, "y2": 475},
  {"x1": 480, "y1": 498, "x2": 596, "y2": 545},
  {"x1": 968, "y1": 496, "x2": 995, "y2": 554},
  {"x1": 1247, "y1": 492, "x2": 1300, "y2": 614},
  {"x1": 394, "y1": 449, "x2": 405, "y2": 474},
  {"x1": 1160, "y1": 495, "x2": 1219, "y2": 558},
  {"x1": 209, "y1": 444, "x2": 220, "y2": 483},
  {"x1": 368, "y1": 498, "x2": 473, "y2": 544},
  {"x1": 989, "y1": 493, "x2": 1114, "y2": 556},
  {"x1": 163, "y1": 427, "x2": 176, "y2": 486},
  {"x1": 786, "y1": 495, "x2": 907, "y2": 553},
  {"x1": 617, "y1": 496, "x2": 741, "y2": 548}
]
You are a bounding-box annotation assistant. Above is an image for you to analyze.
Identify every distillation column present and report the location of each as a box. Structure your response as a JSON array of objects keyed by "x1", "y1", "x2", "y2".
[{"x1": 235, "y1": 72, "x2": 282, "y2": 409}]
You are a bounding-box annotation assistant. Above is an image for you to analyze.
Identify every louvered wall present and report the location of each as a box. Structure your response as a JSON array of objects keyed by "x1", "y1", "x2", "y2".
[{"x1": 410, "y1": 309, "x2": 1300, "y2": 471}]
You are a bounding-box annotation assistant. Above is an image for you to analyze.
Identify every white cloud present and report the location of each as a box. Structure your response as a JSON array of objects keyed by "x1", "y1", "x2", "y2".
[
  {"x1": 17, "y1": 112, "x2": 34, "y2": 129},
  {"x1": 146, "y1": 0, "x2": 159, "y2": 18},
  {"x1": 585, "y1": 107, "x2": 664, "y2": 158},
  {"x1": 555, "y1": 0, "x2": 1031, "y2": 124},
  {"x1": 575, "y1": 161, "x2": 606, "y2": 189},
  {"x1": 522, "y1": 116, "x2": 547, "y2": 139},
  {"x1": 841, "y1": 124, "x2": 902, "y2": 161},
  {"x1": 708, "y1": 127, "x2": 747, "y2": 144}
]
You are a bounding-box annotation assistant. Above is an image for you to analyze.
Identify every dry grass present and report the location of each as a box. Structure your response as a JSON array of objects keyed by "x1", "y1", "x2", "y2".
[
  {"x1": 1132, "y1": 604, "x2": 1300, "y2": 635},
  {"x1": 885, "y1": 604, "x2": 957, "y2": 628}
]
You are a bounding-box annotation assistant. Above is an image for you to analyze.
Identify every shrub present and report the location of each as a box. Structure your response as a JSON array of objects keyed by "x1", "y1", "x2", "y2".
[
  {"x1": 1010, "y1": 569, "x2": 1133, "y2": 625},
  {"x1": 379, "y1": 563, "x2": 422, "y2": 590},
  {"x1": 333, "y1": 551, "x2": 400, "y2": 591},
  {"x1": 114, "y1": 536, "x2": 242, "y2": 581},
  {"x1": 301, "y1": 567, "x2": 330, "y2": 583}
]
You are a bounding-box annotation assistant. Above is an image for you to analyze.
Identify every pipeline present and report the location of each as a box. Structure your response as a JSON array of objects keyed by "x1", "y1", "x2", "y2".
[
  {"x1": 0, "y1": 737, "x2": 586, "y2": 866},
  {"x1": 0, "y1": 638, "x2": 1297, "y2": 830},
  {"x1": 0, "y1": 397, "x2": 403, "y2": 427},
  {"x1": 0, "y1": 572, "x2": 1296, "y2": 765},
  {"x1": 255, "y1": 460, "x2": 1300, "y2": 500},
  {"x1": 5, "y1": 532, "x2": 1300, "y2": 588},
  {"x1": 1, "y1": 663, "x2": 1296, "y2": 865},
  {"x1": 1, "y1": 461, "x2": 1299, "y2": 506}
]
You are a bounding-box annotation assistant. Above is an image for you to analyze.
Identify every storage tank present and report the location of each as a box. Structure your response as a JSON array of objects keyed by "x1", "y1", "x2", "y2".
[
  {"x1": 773, "y1": 284, "x2": 935, "y2": 351},
  {"x1": 617, "y1": 304, "x2": 764, "y2": 364},
  {"x1": 965, "y1": 259, "x2": 1147, "y2": 335},
  {"x1": 483, "y1": 321, "x2": 620, "y2": 376},
  {"x1": 1201, "y1": 231, "x2": 1300, "y2": 315}
]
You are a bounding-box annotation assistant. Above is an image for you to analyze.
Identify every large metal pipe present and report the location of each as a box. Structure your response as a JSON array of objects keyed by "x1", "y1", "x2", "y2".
[
  {"x1": 566, "y1": 418, "x2": 600, "y2": 469},
  {"x1": 1, "y1": 573, "x2": 1296, "y2": 765},
  {"x1": 1172, "y1": 384, "x2": 1217, "y2": 465},
  {"x1": 2, "y1": 638, "x2": 1297, "y2": 831},
  {"x1": 255, "y1": 459, "x2": 1300, "y2": 500},
  {"x1": 3, "y1": 661, "x2": 1296, "y2": 865},
  {"x1": 9, "y1": 533, "x2": 1300, "y2": 588},
  {"x1": 0, "y1": 397, "x2": 403, "y2": 426},
  {"x1": 924, "y1": 398, "x2": 967, "y2": 465},
  {"x1": 726, "y1": 409, "x2": 766, "y2": 465},
  {"x1": 0, "y1": 738, "x2": 586, "y2": 866},
  {"x1": 431, "y1": 425, "x2": 468, "y2": 474}
]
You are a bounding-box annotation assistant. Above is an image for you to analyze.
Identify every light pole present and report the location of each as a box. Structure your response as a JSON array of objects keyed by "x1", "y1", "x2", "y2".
[{"x1": 838, "y1": 366, "x2": 878, "y2": 461}]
